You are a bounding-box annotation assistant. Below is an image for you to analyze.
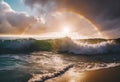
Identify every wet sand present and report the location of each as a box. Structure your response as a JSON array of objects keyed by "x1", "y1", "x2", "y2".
[
  {"x1": 1, "y1": 65, "x2": 120, "y2": 82},
  {"x1": 81, "y1": 65, "x2": 120, "y2": 82},
  {"x1": 47, "y1": 65, "x2": 120, "y2": 82}
]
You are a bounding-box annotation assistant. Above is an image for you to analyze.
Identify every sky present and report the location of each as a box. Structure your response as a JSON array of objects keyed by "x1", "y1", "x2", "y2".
[
  {"x1": 4, "y1": 0, "x2": 28, "y2": 12},
  {"x1": 0, "y1": 0, "x2": 120, "y2": 39}
]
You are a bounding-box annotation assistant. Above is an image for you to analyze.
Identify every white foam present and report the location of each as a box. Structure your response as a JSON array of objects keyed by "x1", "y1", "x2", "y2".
[{"x1": 58, "y1": 38, "x2": 120, "y2": 54}]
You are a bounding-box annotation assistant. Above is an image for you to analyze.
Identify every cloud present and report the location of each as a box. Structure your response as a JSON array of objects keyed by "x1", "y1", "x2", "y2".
[
  {"x1": 0, "y1": 0, "x2": 120, "y2": 38},
  {"x1": 0, "y1": 1, "x2": 35, "y2": 34},
  {"x1": 23, "y1": 0, "x2": 120, "y2": 38},
  {"x1": 24, "y1": 0, "x2": 56, "y2": 24},
  {"x1": 55, "y1": 0, "x2": 120, "y2": 38}
]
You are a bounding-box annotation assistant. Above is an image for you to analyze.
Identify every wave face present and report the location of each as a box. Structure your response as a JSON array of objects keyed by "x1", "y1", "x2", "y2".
[
  {"x1": 0, "y1": 39, "x2": 33, "y2": 54},
  {"x1": 0, "y1": 37, "x2": 120, "y2": 55},
  {"x1": 54, "y1": 37, "x2": 120, "y2": 55}
]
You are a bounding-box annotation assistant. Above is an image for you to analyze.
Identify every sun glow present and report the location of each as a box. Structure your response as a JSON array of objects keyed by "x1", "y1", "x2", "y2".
[
  {"x1": 63, "y1": 27, "x2": 70, "y2": 33},
  {"x1": 62, "y1": 25, "x2": 71, "y2": 36}
]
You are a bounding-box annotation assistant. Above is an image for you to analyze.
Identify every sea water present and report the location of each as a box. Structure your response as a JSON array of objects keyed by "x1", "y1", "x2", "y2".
[
  {"x1": 0, "y1": 37, "x2": 120, "y2": 82},
  {"x1": 0, "y1": 52, "x2": 120, "y2": 82}
]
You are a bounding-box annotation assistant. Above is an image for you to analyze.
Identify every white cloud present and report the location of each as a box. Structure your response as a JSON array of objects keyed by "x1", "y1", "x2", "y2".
[
  {"x1": 0, "y1": 1, "x2": 35, "y2": 34},
  {"x1": 24, "y1": 0, "x2": 56, "y2": 24}
]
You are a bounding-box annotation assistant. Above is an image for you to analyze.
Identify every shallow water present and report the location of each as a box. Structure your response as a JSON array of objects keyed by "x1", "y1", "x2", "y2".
[{"x1": 0, "y1": 52, "x2": 120, "y2": 82}]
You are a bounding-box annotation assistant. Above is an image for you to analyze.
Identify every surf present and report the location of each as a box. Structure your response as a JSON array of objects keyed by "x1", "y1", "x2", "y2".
[{"x1": 0, "y1": 37, "x2": 120, "y2": 55}]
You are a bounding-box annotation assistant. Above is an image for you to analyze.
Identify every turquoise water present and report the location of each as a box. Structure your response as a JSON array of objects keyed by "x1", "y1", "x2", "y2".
[{"x1": 0, "y1": 55, "x2": 31, "y2": 82}]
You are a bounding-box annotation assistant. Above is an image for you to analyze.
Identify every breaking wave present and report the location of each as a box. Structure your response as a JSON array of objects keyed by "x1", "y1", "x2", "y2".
[
  {"x1": 55, "y1": 37, "x2": 120, "y2": 55},
  {"x1": 0, "y1": 37, "x2": 120, "y2": 55}
]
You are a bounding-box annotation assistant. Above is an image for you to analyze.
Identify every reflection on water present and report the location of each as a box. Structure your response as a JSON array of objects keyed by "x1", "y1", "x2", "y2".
[{"x1": 0, "y1": 52, "x2": 120, "y2": 82}]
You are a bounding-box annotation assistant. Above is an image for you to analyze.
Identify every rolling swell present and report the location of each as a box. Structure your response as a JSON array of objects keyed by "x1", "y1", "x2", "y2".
[{"x1": 0, "y1": 37, "x2": 120, "y2": 55}]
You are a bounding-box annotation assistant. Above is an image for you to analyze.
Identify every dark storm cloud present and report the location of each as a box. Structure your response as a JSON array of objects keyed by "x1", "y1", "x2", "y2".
[
  {"x1": 58, "y1": 0, "x2": 120, "y2": 19},
  {"x1": 57, "y1": 0, "x2": 120, "y2": 38}
]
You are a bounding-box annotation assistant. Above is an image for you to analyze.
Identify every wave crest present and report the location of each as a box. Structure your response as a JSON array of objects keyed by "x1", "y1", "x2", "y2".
[
  {"x1": 54, "y1": 37, "x2": 120, "y2": 55},
  {"x1": 0, "y1": 37, "x2": 120, "y2": 55}
]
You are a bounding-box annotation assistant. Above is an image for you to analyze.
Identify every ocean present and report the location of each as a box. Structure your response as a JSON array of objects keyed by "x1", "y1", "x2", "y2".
[{"x1": 0, "y1": 37, "x2": 120, "y2": 82}]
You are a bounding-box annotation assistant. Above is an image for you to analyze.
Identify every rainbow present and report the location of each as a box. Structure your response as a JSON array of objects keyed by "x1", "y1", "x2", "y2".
[
  {"x1": 59, "y1": 11, "x2": 107, "y2": 38},
  {"x1": 21, "y1": 11, "x2": 108, "y2": 39}
]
